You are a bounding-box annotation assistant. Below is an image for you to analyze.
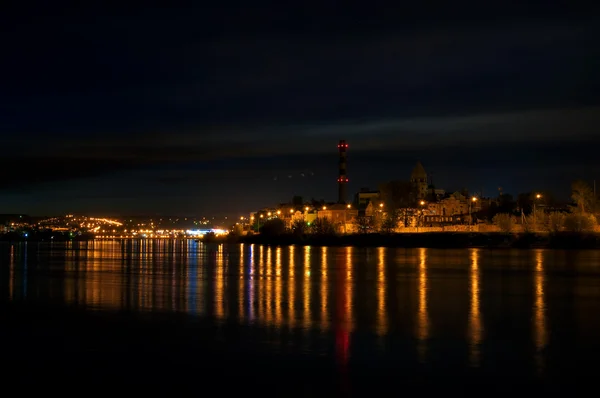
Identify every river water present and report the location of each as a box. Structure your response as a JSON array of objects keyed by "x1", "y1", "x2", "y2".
[{"x1": 2, "y1": 240, "x2": 600, "y2": 394}]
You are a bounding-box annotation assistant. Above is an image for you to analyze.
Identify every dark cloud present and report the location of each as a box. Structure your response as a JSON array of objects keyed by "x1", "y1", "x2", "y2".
[
  {"x1": 2, "y1": 6, "x2": 598, "y2": 133},
  {"x1": 0, "y1": 3, "x2": 598, "y2": 214},
  {"x1": 2, "y1": 105, "x2": 599, "y2": 196}
]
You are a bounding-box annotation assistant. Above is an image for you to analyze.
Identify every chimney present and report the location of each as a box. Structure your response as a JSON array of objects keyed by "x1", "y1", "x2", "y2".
[{"x1": 337, "y1": 140, "x2": 348, "y2": 203}]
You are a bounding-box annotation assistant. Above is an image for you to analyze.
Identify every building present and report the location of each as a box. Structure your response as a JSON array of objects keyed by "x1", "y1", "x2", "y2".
[
  {"x1": 354, "y1": 188, "x2": 380, "y2": 207},
  {"x1": 410, "y1": 161, "x2": 429, "y2": 200},
  {"x1": 424, "y1": 191, "x2": 480, "y2": 225},
  {"x1": 317, "y1": 204, "x2": 358, "y2": 233},
  {"x1": 378, "y1": 180, "x2": 414, "y2": 209},
  {"x1": 377, "y1": 161, "x2": 434, "y2": 210}
]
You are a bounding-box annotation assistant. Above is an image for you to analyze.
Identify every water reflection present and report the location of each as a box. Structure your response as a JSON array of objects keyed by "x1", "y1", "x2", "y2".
[
  {"x1": 416, "y1": 248, "x2": 429, "y2": 363},
  {"x1": 248, "y1": 244, "x2": 255, "y2": 321},
  {"x1": 321, "y1": 246, "x2": 328, "y2": 331},
  {"x1": 275, "y1": 247, "x2": 282, "y2": 326},
  {"x1": 303, "y1": 246, "x2": 311, "y2": 331},
  {"x1": 534, "y1": 249, "x2": 547, "y2": 375},
  {"x1": 288, "y1": 245, "x2": 295, "y2": 328},
  {"x1": 264, "y1": 246, "x2": 272, "y2": 325},
  {"x1": 215, "y1": 244, "x2": 225, "y2": 320},
  {"x1": 5, "y1": 240, "x2": 600, "y2": 379},
  {"x1": 335, "y1": 247, "x2": 352, "y2": 384},
  {"x1": 469, "y1": 248, "x2": 482, "y2": 367},
  {"x1": 239, "y1": 244, "x2": 244, "y2": 321},
  {"x1": 8, "y1": 244, "x2": 15, "y2": 300},
  {"x1": 345, "y1": 247, "x2": 354, "y2": 332},
  {"x1": 377, "y1": 247, "x2": 387, "y2": 335}
]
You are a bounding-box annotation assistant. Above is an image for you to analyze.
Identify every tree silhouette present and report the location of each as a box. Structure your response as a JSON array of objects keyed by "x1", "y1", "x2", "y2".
[
  {"x1": 311, "y1": 217, "x2": 336, "y2": 236},
  {"x1": 571, "y1": 180, "x2": 594, "y2": 214},
  {"x1": 260, "y1": 219, "x2": 286, "y2": 237},
  {"x1": 380, "y1": 211, "x2": 398, "y2": 234},
  {"x1": 356, "y1": 216, "x2": 373, "y2": 234},
  {"x1": 291, "y1": 219, "x2": 308, "y2": 236}
]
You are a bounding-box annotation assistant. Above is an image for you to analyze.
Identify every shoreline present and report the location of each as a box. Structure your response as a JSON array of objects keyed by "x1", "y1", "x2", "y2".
[
  {"x1": 238, "y1": 231, "x2": 600, "y2": 250},
  {"x1": 2, "y1": 231, "x2": 599, "y2": 249}
]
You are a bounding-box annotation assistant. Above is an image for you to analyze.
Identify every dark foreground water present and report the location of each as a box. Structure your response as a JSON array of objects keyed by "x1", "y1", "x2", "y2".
[{"x1": 2, "y1": 240, "x2": 600, "y2": 395}]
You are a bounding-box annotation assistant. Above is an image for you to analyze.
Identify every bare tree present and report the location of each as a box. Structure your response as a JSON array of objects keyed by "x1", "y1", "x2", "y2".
[
  {"x1": 492, "y1": 213, "x2": 516, "y2": 233},
  {"x1": 571, "y1": 180, "x2": 594, "y2": 214},
  {"x1": 564, "y1": 213, "x2": 597, "y2": 233},
  {"x1": 547, "y1": 212, "x2": 565, "y2": 233},
  {"x1": 524, "y1": 210, "x2": 547, "y2": 233}
]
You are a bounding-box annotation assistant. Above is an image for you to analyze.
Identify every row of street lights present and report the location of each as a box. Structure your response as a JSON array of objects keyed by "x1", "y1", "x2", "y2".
[
  {"x1": 245, "y1": 193, "x2": 545, "y2": 232},
  {"x1": 246, "y1": 204, "x2": 356, "y2": 231}
]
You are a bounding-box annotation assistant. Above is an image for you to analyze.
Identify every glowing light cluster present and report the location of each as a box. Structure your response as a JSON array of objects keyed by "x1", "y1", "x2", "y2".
[
  {"x1": 186, "y1": 229, "x2": 228, "y2": 236},
  {"x1": 89, "y1": 217, "x2": 123, "y2": 226}
]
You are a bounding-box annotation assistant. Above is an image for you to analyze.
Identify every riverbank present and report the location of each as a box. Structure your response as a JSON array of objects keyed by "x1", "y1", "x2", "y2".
[
  {"x1": 239, "y1": 232, "x2": 600, "y2": 249},
  {"x1": 3, "y1": 231, "x2": 599, "y2": 249}
]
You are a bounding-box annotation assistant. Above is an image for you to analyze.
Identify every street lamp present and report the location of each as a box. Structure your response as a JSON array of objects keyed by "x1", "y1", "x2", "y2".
[
  {"x1": 469, "y1": 197, "x2": 478, "y2": 228},
  {"x1": 534, "y1": 194, "x2": 542, "y2": 230},
  {"x1": 419, "y1": 200, "x2": 426, "y2": 231},
  {"x1": 344, "y1": 204, "x2": 352, "y2": 234}
]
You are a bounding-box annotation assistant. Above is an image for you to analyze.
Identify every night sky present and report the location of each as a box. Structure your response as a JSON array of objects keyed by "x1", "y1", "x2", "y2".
[{"x1": 1, "y1": 2, "x2": 599, "y2": 217}]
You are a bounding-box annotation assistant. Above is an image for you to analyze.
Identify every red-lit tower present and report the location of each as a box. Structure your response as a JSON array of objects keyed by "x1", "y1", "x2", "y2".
[{"x1": 337, "y1": 140, "x2": 348, "y2": 204}]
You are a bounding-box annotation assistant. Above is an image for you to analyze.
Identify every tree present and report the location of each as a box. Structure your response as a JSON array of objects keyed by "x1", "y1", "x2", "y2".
[
  {"x1": 564, "y1": 213, "x2": 597, "y2": 233},
  {"x1": 372, "y1": 210, "x2": 384, "y2": 232},
  {"x1": 524, "y1": 209, "x2": 547, "y2": 232},
  {"x1": 356, "y1": 216, "x2": 373, "y2": 234},
  {"x1": 230, "y1": 223, "x2": 244, "y2": 236},
  {"x1": 497, "y1": 194, "x2": 516, "y2": 214},
  {"x1": 492, "y1": 213, "x2": 516, "y2": 233},
  {"x1": 291, "y1": 219, "x2": 308, "y2": 236},
  {"x1": 203, "y1": 231, "x2": 217, "y2": 242},
  {"x1": 311, "y1": 217, "x2": 336, "y2": 236},
  {"x1": 517, "y1": 192, "x2": 533, "y2": 214},
  {"x1": 547, "y1": 212, "x2": 565, "y2": 233},
  {"x1": 380, "y1": 211, "x2": 398, "y2": 234},
  {"x1": 571, "y1": 180, "x2": 594, "y2": 214},
  {"x1": 260, "y1": 219, "x2": 286, "y2": 237}
]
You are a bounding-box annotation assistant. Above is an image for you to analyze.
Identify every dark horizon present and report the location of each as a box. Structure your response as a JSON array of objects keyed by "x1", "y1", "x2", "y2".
[{"x1": 1, "y1": 2, "x2": 599, "y2": 217}]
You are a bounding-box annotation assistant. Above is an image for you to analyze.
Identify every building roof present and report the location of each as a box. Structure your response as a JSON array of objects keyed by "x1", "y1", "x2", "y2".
[{"x1": 410, "y1": 161, "x2": 427, "y2": 180}]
